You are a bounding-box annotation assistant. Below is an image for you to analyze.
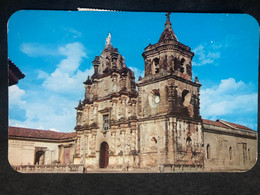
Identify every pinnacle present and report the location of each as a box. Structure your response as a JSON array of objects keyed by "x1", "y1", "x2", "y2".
[{"x1": 158, "y1": 12, "x2": 178, "y2": 43}]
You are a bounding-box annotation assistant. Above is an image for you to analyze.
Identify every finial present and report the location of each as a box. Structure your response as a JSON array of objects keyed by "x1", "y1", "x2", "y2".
[
  {"x1": 83, "y1": 75, "x2": 92, "y2": 85},
  {"x1": 165, "y1": 12, "x2": 172, "y2": 28},
  {"x1": 76, "y1": 99, "x2": 83, "y2": 110},
  {"x1": 105, "y1": 33, "x2": 111, "y2": 46},
  {"x1": 195, "y1": 76, "x2": 200, "y2": 84}
]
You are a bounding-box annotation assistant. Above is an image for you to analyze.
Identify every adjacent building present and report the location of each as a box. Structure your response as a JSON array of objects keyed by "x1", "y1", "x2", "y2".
[{"x1": 8, "y1": 59, "x2": 25, "y2": 86}]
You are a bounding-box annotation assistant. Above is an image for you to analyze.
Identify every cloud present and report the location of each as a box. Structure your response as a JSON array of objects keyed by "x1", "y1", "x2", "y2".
[
  {"x1": 20, "y1": 43, "x2": 58, "y2": 57},
  {"x1": 42, "y1": 42, "x2": 93, "y2": 93},
  {"x1": 36, "y1": 70, "x2": 49, "y2": 79},
  {"x1": 69, "y1": 28, "x2": 82, "y2": 39},
  {"x1": 129, "y1": 66, "x2": 144, "y2": 82},
  {"x1": 50, "y1": 128, "x2": 60, "y2": 132},
  {"x1": 9, "y1": 42, "x2": 94, "y2": 132},
  {"x1": 192, "y1": 44, "x2": 220, "y2": 66},
  {"x1": 9, "y1": 89, "x2": 79, "y2": 132},
  {"x1": 200, "y1": 78, "x2": 257, "y2": 127},
  {"x1": 192, "y1": 35, "x2": 236, "y2": 67},
  {"x1": 8, "y1": 85, "x2": 26, "y2": 108}
]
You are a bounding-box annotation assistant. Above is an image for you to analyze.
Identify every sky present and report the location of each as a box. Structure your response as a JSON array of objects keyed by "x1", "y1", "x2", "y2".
[{"x1": 8, "y1": 10, "x2": 259, "y2": 132}]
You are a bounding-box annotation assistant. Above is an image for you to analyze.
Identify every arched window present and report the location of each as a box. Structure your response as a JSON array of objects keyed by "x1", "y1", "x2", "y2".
[
  {"x1": 180, "y1": 58, "x2": 185, "y2": 73},
  {"x1": 229, "y1": 147, "x2": 233, "y2": 160},
  {"x1": 186, "y1": 136, "x2": 192, "y2": 144},
  {"x1": 152, "y1": 58, "x2": 160, "y2": 74},
  {"x1": 182, "y1": 90, "x2": 189, "y2": 102},
  {"x1": 206, "y1": 144, "x2": 211, "y2": 159},
  {"x1": 182, "y1": 90, "x2": 191, "y2": 107}
]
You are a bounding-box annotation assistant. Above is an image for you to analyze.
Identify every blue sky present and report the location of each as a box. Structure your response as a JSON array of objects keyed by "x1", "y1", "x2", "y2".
[{"x1": 8, "y1": 10, "x2": 259, "y2": 132}]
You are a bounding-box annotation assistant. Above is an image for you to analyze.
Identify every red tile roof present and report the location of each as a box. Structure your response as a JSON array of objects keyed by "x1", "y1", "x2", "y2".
[
  {"x1": 9, "y1": 126, "x2": 76, "y2": 140},
  {"x1": 202, "y1": 119, "x2": 254, "y2": 131},
  {"x1": 202, "y1": 119, "x2": 229, "y2": 128},
  {"x1": 217, "y1": 120, "x2": 254, "y2": 131}
]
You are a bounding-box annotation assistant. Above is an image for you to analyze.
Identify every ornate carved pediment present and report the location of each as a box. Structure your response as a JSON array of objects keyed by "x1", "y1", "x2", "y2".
[{"x1": 98, "y1": 107, "x2": 111, "y2": 114}]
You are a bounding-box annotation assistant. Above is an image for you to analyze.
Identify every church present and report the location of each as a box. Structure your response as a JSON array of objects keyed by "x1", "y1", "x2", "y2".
[
  {"x1": 72, "y1": 13, "x2": 257, "y2": 172},
  {"x1": 8, "y1": 13, "x2": 257, "y2": 173}
]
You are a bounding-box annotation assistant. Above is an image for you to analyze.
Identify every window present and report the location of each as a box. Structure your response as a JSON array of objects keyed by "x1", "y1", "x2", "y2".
[
  {"x1": 229, "y1": 147, "x2": 233, "y2": 160},
  {"x1": 206, "y1": 144, "x2": 211, "y2": 159},
  {"x1": 242, "y1": 143, "x2": 247, "y2": 161},
  {"x1": 103, "y1": 115, "x2": 109, "y2": 131}
]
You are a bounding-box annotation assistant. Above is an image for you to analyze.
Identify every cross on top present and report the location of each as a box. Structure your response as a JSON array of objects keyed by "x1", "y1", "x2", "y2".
[{"x1": 166, "y1": 12, "x2": 171, "y2": 21}]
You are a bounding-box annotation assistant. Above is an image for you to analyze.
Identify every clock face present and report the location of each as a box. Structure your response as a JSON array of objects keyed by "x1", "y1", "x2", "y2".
[{"x1": 154, "y1": 95, "x2": 160, "y2": 104}]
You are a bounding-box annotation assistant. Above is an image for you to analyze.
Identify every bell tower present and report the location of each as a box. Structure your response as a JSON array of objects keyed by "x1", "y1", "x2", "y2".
[
  {"x1": 138, "y1": 13, "x2": 201, "y2": 119},
  {"x1": 137, "y1": 13, "x2": 204, "y2": 171},
  {"x1": 142, "y1": 13, "x2": 194, "y2": 81}
]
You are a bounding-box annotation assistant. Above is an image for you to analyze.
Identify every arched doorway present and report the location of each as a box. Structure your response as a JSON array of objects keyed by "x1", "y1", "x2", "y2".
[
  {"x1": 99, "y1": 142, "x2": 109, "y2": 168},
  {"x1": 35, "y1": 151, "x2": 45, "y2": 165}
]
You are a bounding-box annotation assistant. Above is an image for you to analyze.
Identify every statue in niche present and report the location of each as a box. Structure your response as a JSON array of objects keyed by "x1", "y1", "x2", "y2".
[
  {"x1": 117, "y1": 138, "x2": 121, "y2": 147},
  {"x1": 125, "y1": 145, "x2": 131, "y2": 154},
  {"x1": 118, "y1": 102, "x2": 122, "y2": 117},
  {"x1": 127, "y1": 136, "x2": 131, "y2": 145},
  {"x1": 104, "y1": 57, "x2": 111, "y2": 71},
  {"x1": 112, "y1": 84, "x2": 117, "y2": 92}
]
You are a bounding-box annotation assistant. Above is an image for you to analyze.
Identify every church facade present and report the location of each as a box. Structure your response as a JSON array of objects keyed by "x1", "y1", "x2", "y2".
[{"x1": 72, "y1": 13, "x2": 257, "y2": 172}]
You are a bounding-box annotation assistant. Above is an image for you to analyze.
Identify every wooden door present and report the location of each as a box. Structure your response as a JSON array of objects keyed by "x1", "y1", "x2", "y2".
[
  {"x1": 99, "y1": 142, "x2": 109, "y2": 168},
  {"x1": 63, "y1": 147, "x2": 70, "y2": 165}
]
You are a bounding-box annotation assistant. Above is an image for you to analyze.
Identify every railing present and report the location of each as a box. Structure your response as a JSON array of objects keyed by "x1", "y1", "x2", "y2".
[{"x1": 14, "y1": 164, "x2": 84, "y2": 173}]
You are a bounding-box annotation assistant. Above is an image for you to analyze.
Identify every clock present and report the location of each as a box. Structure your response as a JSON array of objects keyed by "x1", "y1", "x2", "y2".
[
  {"x1": 148, "y1": 91, "x2": 160, "y2": 107},
  {"x1": 154, "y1": 95, "x2": 160, "y2": 104}
]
